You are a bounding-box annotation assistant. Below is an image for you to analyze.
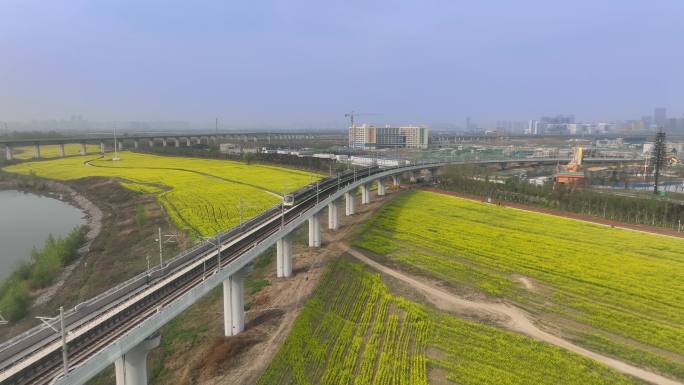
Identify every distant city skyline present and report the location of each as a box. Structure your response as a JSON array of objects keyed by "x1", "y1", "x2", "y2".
[{"x1": 1, "y1": 1, "x2": 683, "y2": 127}]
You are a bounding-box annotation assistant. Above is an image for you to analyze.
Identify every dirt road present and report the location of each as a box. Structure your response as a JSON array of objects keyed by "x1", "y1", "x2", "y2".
[{"x1": 340, "y1": 243, "x2": 684, "y2": 385}]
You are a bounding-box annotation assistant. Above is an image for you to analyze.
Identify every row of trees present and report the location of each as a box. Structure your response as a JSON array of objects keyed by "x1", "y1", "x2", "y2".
[{"x1": 437, "y1": 165, "x2": 684, "y2": 230}]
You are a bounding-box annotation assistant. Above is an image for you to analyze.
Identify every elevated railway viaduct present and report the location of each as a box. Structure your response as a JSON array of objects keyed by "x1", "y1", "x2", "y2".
[{"x1": 0, "y1": 132, "x2": 318, "y2": 160}]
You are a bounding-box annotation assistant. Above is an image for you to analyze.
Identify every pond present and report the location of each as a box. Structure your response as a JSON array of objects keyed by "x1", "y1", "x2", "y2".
[{"x1": 0, "y1": 190, "x2": 86, "y2": 281}]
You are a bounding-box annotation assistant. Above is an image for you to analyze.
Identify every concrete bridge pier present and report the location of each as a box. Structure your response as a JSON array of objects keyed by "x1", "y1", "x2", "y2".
[
  {"x1": 173, "y1": 138, "x2": 180, "y2": 148},
  {"x1": 392, "y1": 175, "x2": 399, "y2": 187},
  {"x1": 409, "y1": 171, "x2": 416, "y2": 183},
  {"x1": 377, "y1": 179, "x2": 386, "y2": 196},
  {"x1": 100, "y1": 142, "x2": 106, "y2": 154},
  {"x1": 4, "y1": 145, "x2": 13, "y2": 160},
  {"x1": 148, "y1": 139, "x2": 154, "y2": 148},
  {"x1": 345, "y1": 192, "x2": 355, "y2": 215},
  {"x1": 360, "y1": 183, "x2": 371, "y2": 204},
  {"x1": 80, "y1": 143, "x2": 87, "y2": 155},
  {"x1": 276, "y1": 235, "x2": 293, "y2": 278},
  {"x1": 33, "y1": 143, "x2": 41, "y2": 159},
  {"x1": 195, "y1": 137, "x2": 202, "y2": 145},
  {"x1": 114, "y1": 332, "x2": 160, "y2": 385},
  {"x1": 308, "y1": 213, "x2": 321, "y2": 247},
  {"x1": 133, "y1": 139, "x2": 139, "y2": 149},
  {"x1": 161, "y1": 138, "x2": 168, "y2": 147},
  {"x1": 185, "y1": 137, "x2": 191, "y2": 147},
  {"x1": 58, "y1": 143, "x2": 65, "y2": 157},
  {"x1": 328, "y1": 200, "x2": 339, "y2": 230},
  {"x1": 223, "y1": 267, "x2": 248, "y2": 336}
]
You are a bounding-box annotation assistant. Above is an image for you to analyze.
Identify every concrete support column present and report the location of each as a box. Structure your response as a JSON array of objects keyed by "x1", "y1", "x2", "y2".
[
  {"x1": 361, "y1": 184, "x2": 371, "y2": 204},
  {"x1": 162, "y1": 138, "x2": 167, "y2": 147},
  {"x1": 148, "y1": 139, "x2": 154, "y2": 147},
  {"x1": 117, "y1": 141, "x2": 124, "y2": 151},
  {"x1": 276, "y1": 235, "x2": 293, "y2": 278},
  {"x1": 100, "y1": 142, "x2": 105, "y2": 154},
  {"x1": 114, "y1": 333, "x2": 160, "y2": 385},
  {"x1": 195, "y1": 137, "x2": 202, "y2": 145},
  {"x1": 33, "y1": 144, "x2": 41, "y2": 159},
  {"x1": 80, "y1": 143, "x2": 87, "y2": 155},
  {"x1": 5, "y1": 146, "x2": 13, "y2": 160},
  {"x1": 58, "y1": 143, "x2": 65, "y2": 157},
  {"x1": 308, "y1": 213, "x2": 321, "y2": 247},
  {"x1": 409, "y1": 171, "x2": 417, "y2": 183},
  {"x1": 223, "y1": 268, "x2": 247, "y2": 336},
  {"x1": 328, "y1": 200, "x2": 339, "y2": 230},
  {"x1": 392, "y1": 175, "x2": 399, "y2": 187},
  {"x1": 344, "y1": 192, "x2": 355, "y2": 216},
  {"x1": 377, "y1": 179, "x2": 386, "y2": 196},
  {"x1": 173, "y1": 138, "x2": 180, "y2": 147},
  {"x1": 185, "y1": 138, "x2": 191, "y2": 147},
  {"x1": 134, "y1": 139, "x2": 139, "y2": 149}
]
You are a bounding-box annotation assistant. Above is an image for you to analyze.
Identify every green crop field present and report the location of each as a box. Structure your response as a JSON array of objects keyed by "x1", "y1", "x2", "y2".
[
  {"x1": 12, "y1": 144, "x2": 101, "y2": 159},
  {"x1": 3, "y1": 152, "x2": 319, "y2": 237},
  {"x1": 355, "y1": 190, "x2": 684, "y2": 379},
  {"x1": 258, "y1": 259, "x2": 640, "y2": 385}
]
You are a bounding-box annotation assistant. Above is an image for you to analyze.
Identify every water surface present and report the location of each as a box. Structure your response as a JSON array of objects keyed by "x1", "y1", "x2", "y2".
[{"x1": 0, "y1": 190, "x2": 86, "y2": 281}]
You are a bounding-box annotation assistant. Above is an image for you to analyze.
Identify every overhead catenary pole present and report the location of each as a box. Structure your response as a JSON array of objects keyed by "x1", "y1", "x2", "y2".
[
  {"x1": 158, "y1": 227, "x2": 163, "y2": 266},
  {"x1": 60, "y1": 306, "x2": 68, "y2": 376},
  {"x1": 36, "y1": 307, "x2": 69, "y2": 376}
]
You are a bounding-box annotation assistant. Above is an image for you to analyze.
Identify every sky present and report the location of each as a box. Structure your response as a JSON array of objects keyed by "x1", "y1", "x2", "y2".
[{"x1": 1, "y1": 0, "x2": 683, "y2": 129}]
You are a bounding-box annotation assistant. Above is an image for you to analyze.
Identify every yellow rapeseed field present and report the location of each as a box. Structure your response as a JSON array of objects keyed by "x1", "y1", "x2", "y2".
[
  {"x1": 258, "y1": 260, "x2": 640, "y2": 385},
  {"x1": 4, "y1": 152, "x2": 319, "y2": 236},
  {"x1": 356, "y1": 190, "x2": 684, "y2": 379}
]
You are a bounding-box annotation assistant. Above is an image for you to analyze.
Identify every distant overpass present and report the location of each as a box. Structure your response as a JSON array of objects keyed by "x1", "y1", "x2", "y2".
[
  {"x1": 0, "y1": 157, "x2": 636, "y2": 385},
  {"x1": 0, "y1": 132, "x2": 320, "y2": 160}
]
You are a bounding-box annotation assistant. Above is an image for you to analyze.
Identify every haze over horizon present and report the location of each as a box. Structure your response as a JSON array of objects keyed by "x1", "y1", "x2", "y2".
[{"x1": 1, "y1": 0, "x2": 683, "y2": 128}]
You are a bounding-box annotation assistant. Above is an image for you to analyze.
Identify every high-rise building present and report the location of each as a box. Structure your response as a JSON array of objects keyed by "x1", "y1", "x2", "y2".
[
  {"x1": 654, "y1": 108, "x2": 667, "y2": 127},
  {"x1": 349, "y1": 124, "x2": 428, "y2": 149},
  {"x1": 526, "y1": 120, "x2": 540, "y2": 135}
]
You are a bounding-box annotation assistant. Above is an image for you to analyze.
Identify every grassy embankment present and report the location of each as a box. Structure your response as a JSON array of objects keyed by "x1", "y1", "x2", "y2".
[
  {"x1": 0, "y1": 226, "x2": 87, "y2": 321},
  {"x1": 355, "y1": 190, "x2": 684, "y2": 379},
  {"x1": 257, "y1": 259, "x2": 641, "y2": 385}
]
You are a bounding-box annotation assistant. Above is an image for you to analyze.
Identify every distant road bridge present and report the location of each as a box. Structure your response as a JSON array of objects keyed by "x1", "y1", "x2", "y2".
[
  {"x1": 0, "y1": 157, "x2": 635, "y2": 385},
  {"x1": 0, "y1": 132, "x2": 321, "y2": 160}
]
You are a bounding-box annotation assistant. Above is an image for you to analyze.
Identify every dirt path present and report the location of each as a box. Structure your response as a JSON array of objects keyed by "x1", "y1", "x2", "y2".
[
  {"x1": 426, "y1": 188, "x2": 684, "y2": 240},
  {"x1": 340, "y1": 243, "x2": 683, "y2": 385}
]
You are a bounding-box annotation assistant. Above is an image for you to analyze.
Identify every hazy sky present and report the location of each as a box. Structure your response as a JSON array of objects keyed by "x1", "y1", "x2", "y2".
[{"x1": 1, "y1": 0, "x2": 683, "y2": 128}]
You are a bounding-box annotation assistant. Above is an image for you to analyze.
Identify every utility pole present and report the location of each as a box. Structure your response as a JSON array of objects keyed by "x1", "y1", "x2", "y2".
[
  {"x1": 652, "y1": 129, "x2": 667, "y2": 194},
  {"x1": 112, "y1": 123, "x2": 120, "y2": 161}
]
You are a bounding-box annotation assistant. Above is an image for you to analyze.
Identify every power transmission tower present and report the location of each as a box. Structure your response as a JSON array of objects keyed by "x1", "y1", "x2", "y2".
[{"x1": 651, "y1": 129, "x2": 667, "y2": 194}]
